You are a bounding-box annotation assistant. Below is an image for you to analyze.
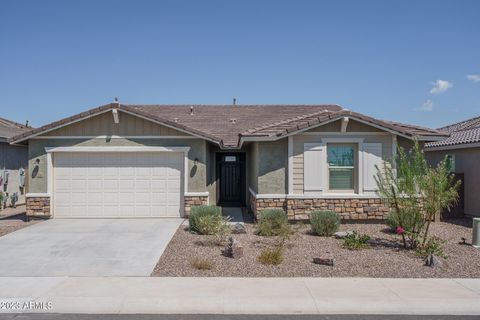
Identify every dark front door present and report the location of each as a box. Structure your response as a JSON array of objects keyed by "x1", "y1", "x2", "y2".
[{"x1": 217, "y1": 153, "x2": 245, "y2": 207}]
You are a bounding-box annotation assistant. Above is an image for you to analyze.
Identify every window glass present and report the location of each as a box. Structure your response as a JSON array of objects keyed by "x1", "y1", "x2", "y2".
[
  {"x1": 328, "y1": 144, "x2": 355, "y2": 190},
  {"x1": 446, "y1": 154, "x2": 455, "y2": 172}
]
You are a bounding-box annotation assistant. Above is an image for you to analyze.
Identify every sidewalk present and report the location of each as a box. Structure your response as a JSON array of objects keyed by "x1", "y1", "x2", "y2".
[{"x1": 1, "y1": 277, "x2": 480, "y2": 315}]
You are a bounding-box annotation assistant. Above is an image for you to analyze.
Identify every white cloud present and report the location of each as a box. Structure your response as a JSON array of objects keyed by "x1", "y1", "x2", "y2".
[
  {"x1": 467, "y1": 74, "x2": 480, "y2": 83},
  {"x1": 418, "y1": 99, "x2": 434, "y2": 111},
  {"x1": 430, "y1": 80, "x2": 453, "y2": 94}
]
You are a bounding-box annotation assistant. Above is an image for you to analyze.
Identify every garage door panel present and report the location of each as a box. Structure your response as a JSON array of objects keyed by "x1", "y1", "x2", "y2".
[
  {"x1": 54, "y1": 152, "x2": 183, "y2": 218},
  {"x1": 55, "y1": 179, "x2": 71, "y2": 191},
  {"x1": 87, "y1": 192, "x2": 103, "y2": 205},
  {"x1": 87, "y1": 180, "x2": 102, "y2": 190},
  {"x1": 135, "y1": 167, "x2": 151, "y2": 177},
  {"x1": 103, "y1": 192, "x2": 119, "y2": 204},
  {"x1": 87, "y1": 166, "x2": 102, "y2": 176},
  {"x1": 103, "y1": 180, "x2": 119, "y2": 190},
  {"x1": 71, "y1": 180, "x2": 86, "y2": 190},
  {"x1": 151, "y1": 180, "x2": 166, "y2": 191},
  {"x1": 55, "y1": 192, "x2": 71, "y2": 204},
  {"x1": 134, "y1": 180, "x2": 150, "y2": 190},
  {"x1": 71, "y1": 192, "x2": 86, "y2": 204},
  {"x1": 103, "y1": 167, "x2": 119, "y2": 177}
]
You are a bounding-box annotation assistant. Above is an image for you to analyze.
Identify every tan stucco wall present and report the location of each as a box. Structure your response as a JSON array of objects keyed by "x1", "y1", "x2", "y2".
[
  {"x1": 45, "y1": 110, "x2": 185, "y2": 136},
  {"x1": 426, "y1": 147, "x2": 480, "y2": 217},
  {"x1": 248, "y1": 142, "x2": 259, "y2": 193},
  {"x1": 256, "y1": 139, "x2": 288, "y2": 194},
  {"x1": 292, "y1": 133, "x2": 394, "y2": 194}
]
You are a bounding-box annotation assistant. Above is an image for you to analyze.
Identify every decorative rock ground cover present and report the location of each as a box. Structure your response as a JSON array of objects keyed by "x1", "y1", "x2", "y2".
[
  {"x1": 0, "y1": 213, "x2": 39, "y2": 237},
  {"x1": 152, "y1": 218, "x2": 480, "y2": 278}
]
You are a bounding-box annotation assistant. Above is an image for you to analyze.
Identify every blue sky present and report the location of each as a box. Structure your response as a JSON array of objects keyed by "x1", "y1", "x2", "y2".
[{"x1": 1, "y1": 0, "x2": 479, "y2": 129}]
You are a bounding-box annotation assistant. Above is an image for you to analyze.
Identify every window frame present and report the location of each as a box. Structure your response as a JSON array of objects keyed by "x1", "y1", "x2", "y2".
[
  {"x1": 326, "y1": 143, "x2": 357, "y2": 193},
  {"x1": 446, "y1": 154, "x2": 456, "y2": 172}
]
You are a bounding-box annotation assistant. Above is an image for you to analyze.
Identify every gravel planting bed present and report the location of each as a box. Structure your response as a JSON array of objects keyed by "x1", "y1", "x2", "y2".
[
  {"x1": 0, "y1": 214, "x2": 39, "y2": 237},
  {"x1": 152, "y1": 219, "x2": 480, "y2": 278}
]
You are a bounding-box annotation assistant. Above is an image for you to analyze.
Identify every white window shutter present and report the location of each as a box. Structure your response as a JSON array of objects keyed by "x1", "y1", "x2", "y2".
[
  {"x1": 362, "y1": 143, "x2": 383, "y2": 191},
  {"x1": 304, "y1": 143, "x2": 326, "y2": 191}
]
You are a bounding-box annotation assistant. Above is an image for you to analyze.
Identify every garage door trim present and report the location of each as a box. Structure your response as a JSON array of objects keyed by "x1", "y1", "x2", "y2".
[{"x1": 45, "y1": 146, "x2": 190, "y2": 218}]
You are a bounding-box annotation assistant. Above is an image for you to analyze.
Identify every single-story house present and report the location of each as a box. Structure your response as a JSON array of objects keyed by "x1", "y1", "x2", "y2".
[
  {"x1": 425, "y1": 116, "x2": 480, "y2": 218},
  {"x1": 0, "y1": 117, "x2": 30, "y2": 207},
  {"x1": 10, "y1": 103, "x2": 448, "y2": 220}
]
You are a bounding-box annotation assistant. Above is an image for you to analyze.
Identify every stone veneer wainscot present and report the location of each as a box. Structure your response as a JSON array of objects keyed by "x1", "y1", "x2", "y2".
[
  {"x1": 26, "y1": 196, "x2": 51, "y2": 218},
  {"x1": 184, "y1": 194, "x2": 209, "y2": 217},
  {"x1": 250, "y1": 194, "x2": 390, "y2": 221}
]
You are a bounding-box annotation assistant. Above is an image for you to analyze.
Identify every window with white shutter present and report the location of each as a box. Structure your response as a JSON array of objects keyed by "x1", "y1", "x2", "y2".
[
  {"x1": 303, "y1": 143, "x2": 326, "y2": 192},
  {"x1": 362, "y1": 143, "x2": 383, "y2": 191}
]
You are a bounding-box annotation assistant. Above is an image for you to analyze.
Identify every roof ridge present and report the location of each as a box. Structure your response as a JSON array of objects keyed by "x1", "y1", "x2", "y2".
[
  {"x1": 241, "y1": 108, "x2": 342, "y2": 135},
  {"x1": 385, "y1": 119, "x2": 446, "y2": 134},
  {"x1": 124, "y1": 104, "x2": 342, "y2": 107},
  {"x1": 438, "y1": 115, "x2": 480, "y2": 132},
  {"x1": 0, "y1": 117, "x2": 28, "y2": 129}
]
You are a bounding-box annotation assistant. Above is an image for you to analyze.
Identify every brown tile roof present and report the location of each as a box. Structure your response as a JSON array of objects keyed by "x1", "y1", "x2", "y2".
[
  {"x1": 10, "y1": 103, "x2": 449, "y2": 148},
  {"x1": 425, "y1": 116, "x2": 480, "y2": 149},
  {"x1": 0, "y1": 117, "x2": 30, "y2": 142},
  {"x1": 241, "y1": 109, "x2": 448, "y2": 141},
  {"x1": 124, "y1": 104, "x2": 342, "y2": 147}
]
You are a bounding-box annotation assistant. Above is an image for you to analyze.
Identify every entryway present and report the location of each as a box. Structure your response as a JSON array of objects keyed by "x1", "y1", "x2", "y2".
[{"x1": 216, "y1": 153, "x2": 245, "y2": 207}]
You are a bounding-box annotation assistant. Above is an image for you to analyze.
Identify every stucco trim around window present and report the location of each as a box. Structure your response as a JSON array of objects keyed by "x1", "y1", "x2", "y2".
[{"x1": 320, "y1": 138, "x2": 364, "y2": 195}]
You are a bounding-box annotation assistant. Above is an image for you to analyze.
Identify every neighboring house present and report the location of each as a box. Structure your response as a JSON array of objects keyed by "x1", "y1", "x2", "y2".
[
  {"x1": 425, "y1": 116, "x2": 480, "y2": 218},
  {"x1": 0, "y1": 117, "x2": 30, "y2": 206},
  {"x1": 10, "y1": 103, "x2": 448, "y2": 220}
]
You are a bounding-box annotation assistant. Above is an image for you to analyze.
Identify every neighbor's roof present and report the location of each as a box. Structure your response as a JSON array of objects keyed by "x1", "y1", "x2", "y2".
[
  {"x1": 10, "y1": 103, "x2": 449, "y2": 148},
  {"x1": 0, "y1": 117, "x2": 30, "y2": 142},
  {"x1": 425, "y1": 116, "x2": 480, "y2": 149}
]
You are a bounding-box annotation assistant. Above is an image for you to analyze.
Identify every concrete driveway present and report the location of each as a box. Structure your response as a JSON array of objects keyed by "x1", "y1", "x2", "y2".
[{"x1": 0, "y1": 218, "x2": 182, "y2": 276}]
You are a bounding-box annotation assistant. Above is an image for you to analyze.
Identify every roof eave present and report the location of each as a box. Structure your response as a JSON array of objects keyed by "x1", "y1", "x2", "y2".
[{"x1": 425, "y1": 141, "x2": 480, "y2": 151}]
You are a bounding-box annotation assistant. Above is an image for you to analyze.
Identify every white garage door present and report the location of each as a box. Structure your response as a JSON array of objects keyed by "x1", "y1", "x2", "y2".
[{"x1": 53, "y1": 152, "x2": 183, "y2": 218}]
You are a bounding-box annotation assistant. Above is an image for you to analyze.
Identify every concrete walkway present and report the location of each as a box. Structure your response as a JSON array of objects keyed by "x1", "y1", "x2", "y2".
[
  {"x1": 222, "y1": 207, "x2": 244, "y2": 223},
  {"x1": 0, "y1": 277, "x2": 479, "y2": 315}
]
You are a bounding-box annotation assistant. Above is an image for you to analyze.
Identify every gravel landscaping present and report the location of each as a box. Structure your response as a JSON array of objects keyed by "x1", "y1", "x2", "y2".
[
  {"x1": 152, "y1": 218, "x2": 480, "y2": 278},
  {"x1": 0, "y1": 213, "x2": 39, "y2": 237}
]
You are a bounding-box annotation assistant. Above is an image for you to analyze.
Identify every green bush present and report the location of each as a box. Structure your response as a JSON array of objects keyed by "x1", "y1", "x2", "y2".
[
  {"x1": 255, "y1": 209, "x2": 292, "y2": 237},
  {"x1": 189, "y1": 205, "x2": 223, "y2": 235},
  {"x1": 385, "y1": 211, "x2": 400, "y2": 231},
  {"x1": 343, "y1": 232, "x2": 371, "y2": 250},
  {"x1": 415, "y1": 236, "x2": 447, "y2": 259},
  {"x1": 258, "y1": 246, "x2": 284, "y2": 266},
  {"x1": 310, "y1": 211, "x2": 340, "y2": 236}
]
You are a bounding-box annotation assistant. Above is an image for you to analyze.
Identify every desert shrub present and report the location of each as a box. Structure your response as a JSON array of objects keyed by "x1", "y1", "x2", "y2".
[
  {"x1": 189, "y1": 205, "x2": 223, "y2": 234},
  {"x1": 190, "y1": 257, "x2": 215, "y2": 270},
  {"x1": 415, "y1": 236, "x2": 447, "y2": 259},
  {"x1": 258, "y1": 246, "x2": 284, "y2": 266},
  {"x1": 310, "y1": 211, "x2": 340, "y2": 236},
  {"x1": 385, "y1": 211, "x2": 400, "y2": 231},
  {"x1": 255, "y1": 209, "x2": 293, "y2": 237},
  {"x1": 375, "y1": 142, "x2": 460, "y2": 249},
  {"x1": 343, "y1": 232, "x2": 371, "y2": 250},
  {"x1": 207, "y1": 218, "x2": 232, "y2": 246}
]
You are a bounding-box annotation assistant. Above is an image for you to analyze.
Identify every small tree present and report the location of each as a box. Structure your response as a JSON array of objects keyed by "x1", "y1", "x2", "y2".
[
  {"x1": 375, "y1": 143, "x2": 426, "y2": 249},
  {"x1": 420, "y1": 159, "x2": 460, "y2": 244},
  {"x1": 375, "y1": 142, "x2": 460, "y2": 249}
]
